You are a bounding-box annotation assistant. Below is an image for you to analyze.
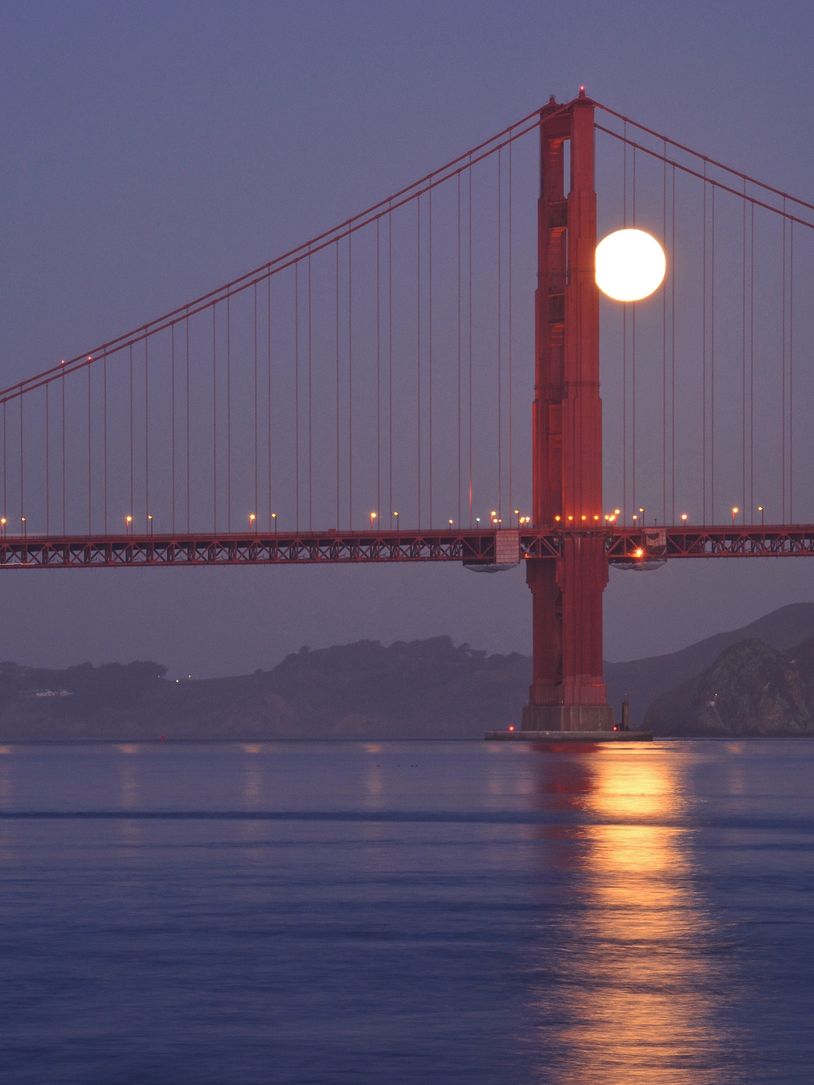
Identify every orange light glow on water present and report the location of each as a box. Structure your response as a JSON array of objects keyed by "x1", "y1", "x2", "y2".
[
  {"x1": 542, "y1": 750, "x2": 715, "y2": 1081},
  {"x1": 520, "y1": 745, "x2": 735, "y2": 1082}
]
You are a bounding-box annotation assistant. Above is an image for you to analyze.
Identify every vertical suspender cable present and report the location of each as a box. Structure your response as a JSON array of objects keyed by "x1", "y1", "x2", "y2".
[
  {"x1": 392, "y1": 206, "x2": 399, "y2": 525},
  {"x1": 129, "y1": 345, "x2": 134, "y2": 520},
  {"x1": 497, "y1": 149, "x2": 503, "y2": 521},
  {"x1": 61, "y1": 372, "x2": 66, "y2": 532},
  {"x1": 750, "y1": 204, "x2": 755, "y2": 516},
  {"x1": 335, "y1": 244, "x2": 340, "y2": 528},
  {"x1": 297, "y1": 264, "x2": 303, "y2": 531},
  {"x1": 428, "y1": 183, "x2": 433, "y2": 527},
  {"x1": 103, "y1": 357, "x2": 108, "y2": 533},
  {"x1": 308, "y1": 251, "x2": 313, "y2": 531},
  {"x1": 789, "y1": 221, "x2": 794, "y2": 521},
  {"x1": 267, "y1": 278, "x2": 273, "y2": 529},
  {"x1": 2, "y1": 401, "x2": 6, "y2": 524},
  {"x1": 416, "y1": 196, "x2": 421, "y2": 528},
  {"x1": 632, "y1": 323, "x2": 636, "y2": 519},
  {"x1": 671, "y1": 165, "x2": 677, "y2": 524},
  {"x1": 631, "y1": 148, "x2": 637, "y2": 520},
  {"x1": 468, "y1": 159, "x2": 473, "y2": 525},
  {"x1": 226, "y1": 294, "x2": 232, "y2": 531},
  {"x1": 622, "y1": 313, "x2": 627, "y2": 518},
  {"x1": 5, "y1": 402, "x2": 12, "y2": 528},
  {"x1": 212, "y1": 306, "x2": 217, "y2": 531},
  {"x1": 376, "y1": 219, "x2": 381, "y2": 521},
  {"x1": 348, "y1": 235, "x2": 353, "y2": 529},
  {"x1": 741, "y1": 181, "x2": 747, "y2": 515},
  {"x1": 20, "y1": 396, "x2": 24, "y2": 529},
  {"x1": 185, "y1": 311, "x2": 191, "y2": 532},
  {"x1": 457, "y1": 174, "x2": 462, "y2": 527},
  {"x1": 662, "y1": 143, "x2": 667, "y2": 523},
  {"x1": 622, "y1": 133, "x2": 628, "y2": 519},
  {"x1": 710, "y1": 186, "x2": 716, "y2": 523},
  {"x1": 45, "y1": 385, "x2": 50, "y2": 535},
  {"x1": 253, "y1": 284, "x2": 259, "y2": 524},
  {"x1": 702, "y1": 165, "x2": 707, "y2": 523},
  {"x1": 87, "y1": 366, "x2": 91, "y2": 533},
  {"x1": 508, "y1": 136, "x2": 513, "y2": 520},
  {"x1": 171, "y1": 326, "x2": 176, "y2": 534},
  {"x1": 43, "y1": 388, "x2": 47, "y2": 532},
  {"x1": 781, "y1": 203, "x2": 787, "y2": 522},
  {"x1": 145, "y1": 337, "x2": 149, "y2": 525}
]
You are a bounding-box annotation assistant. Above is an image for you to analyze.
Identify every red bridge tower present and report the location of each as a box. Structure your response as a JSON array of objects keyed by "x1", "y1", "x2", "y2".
[{"x1": 522, "y1": 90, "x2": 614, "y2": 733}]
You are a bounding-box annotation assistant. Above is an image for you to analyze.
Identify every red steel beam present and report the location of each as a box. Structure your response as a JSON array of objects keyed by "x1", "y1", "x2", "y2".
[
  {"x1": 2, "y1": 524, "x2": 809, "y2": 569},
  {"x1": 520, "y1": 525, "x2": 814, "y2": 560},
  {"x1": 0, "y1": 529, "x2": 500, "y2": 569},
  {"x1": 603, "y1": 525, "x2": 814, "y2": 560}
]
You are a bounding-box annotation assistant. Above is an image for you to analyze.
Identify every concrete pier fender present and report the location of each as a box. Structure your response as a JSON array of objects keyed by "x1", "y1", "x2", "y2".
[{"x1": 484, "y1": 729, "x2": 653, "y2": 742}]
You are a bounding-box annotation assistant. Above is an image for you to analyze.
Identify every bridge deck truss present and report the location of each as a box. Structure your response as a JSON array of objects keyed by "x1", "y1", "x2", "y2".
[{"x1": 1, "y1": 525, "x2": 813, "y2": 569}]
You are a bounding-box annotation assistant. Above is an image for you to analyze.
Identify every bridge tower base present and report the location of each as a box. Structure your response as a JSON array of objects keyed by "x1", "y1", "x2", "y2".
[{"x1": 521, "y1": 704, "x2": 614, "y2": 733}]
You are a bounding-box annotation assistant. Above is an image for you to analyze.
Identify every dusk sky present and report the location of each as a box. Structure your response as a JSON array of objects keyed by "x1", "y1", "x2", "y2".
[{"x1": 2, "y1": 1, "x2": 814, "y2": 678}]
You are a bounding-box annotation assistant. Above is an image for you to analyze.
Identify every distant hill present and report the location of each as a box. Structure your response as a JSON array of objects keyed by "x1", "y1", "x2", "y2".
[
  {"x1": 0, "y1": 638, "x2": 529, "y2": 740},
  {"x1": 2, "y1": 602, "x2": 814, "y2": 739}
]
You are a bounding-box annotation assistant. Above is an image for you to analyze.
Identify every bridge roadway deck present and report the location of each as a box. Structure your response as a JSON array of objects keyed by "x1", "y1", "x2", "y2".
[{"x1": 0, "y1": 525, "x2": 812, "y2": 568}]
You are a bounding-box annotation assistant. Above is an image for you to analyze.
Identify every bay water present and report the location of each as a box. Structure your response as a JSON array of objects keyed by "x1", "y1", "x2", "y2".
[{"x1": 0, "y1": 739, "x2": 811, "y2": 1084}]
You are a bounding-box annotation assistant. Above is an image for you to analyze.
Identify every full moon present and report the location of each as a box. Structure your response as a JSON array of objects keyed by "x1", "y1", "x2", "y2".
[{"x1": 595, "y1": 228, "x2": 666, "y2": 302}]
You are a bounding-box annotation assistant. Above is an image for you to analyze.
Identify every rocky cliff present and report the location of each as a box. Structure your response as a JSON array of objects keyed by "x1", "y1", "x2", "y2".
[
  {"x1": 644, "y1": 636, "x2": 814, "y2": 735},
  {"x1": 606, "y1": 602, "x2": 814, "y2": 725}
]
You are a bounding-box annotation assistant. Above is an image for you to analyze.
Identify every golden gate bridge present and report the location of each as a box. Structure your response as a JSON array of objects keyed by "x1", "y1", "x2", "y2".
[{"x1": 3, "y1": 88, "x2": 814, "y2": 733}]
